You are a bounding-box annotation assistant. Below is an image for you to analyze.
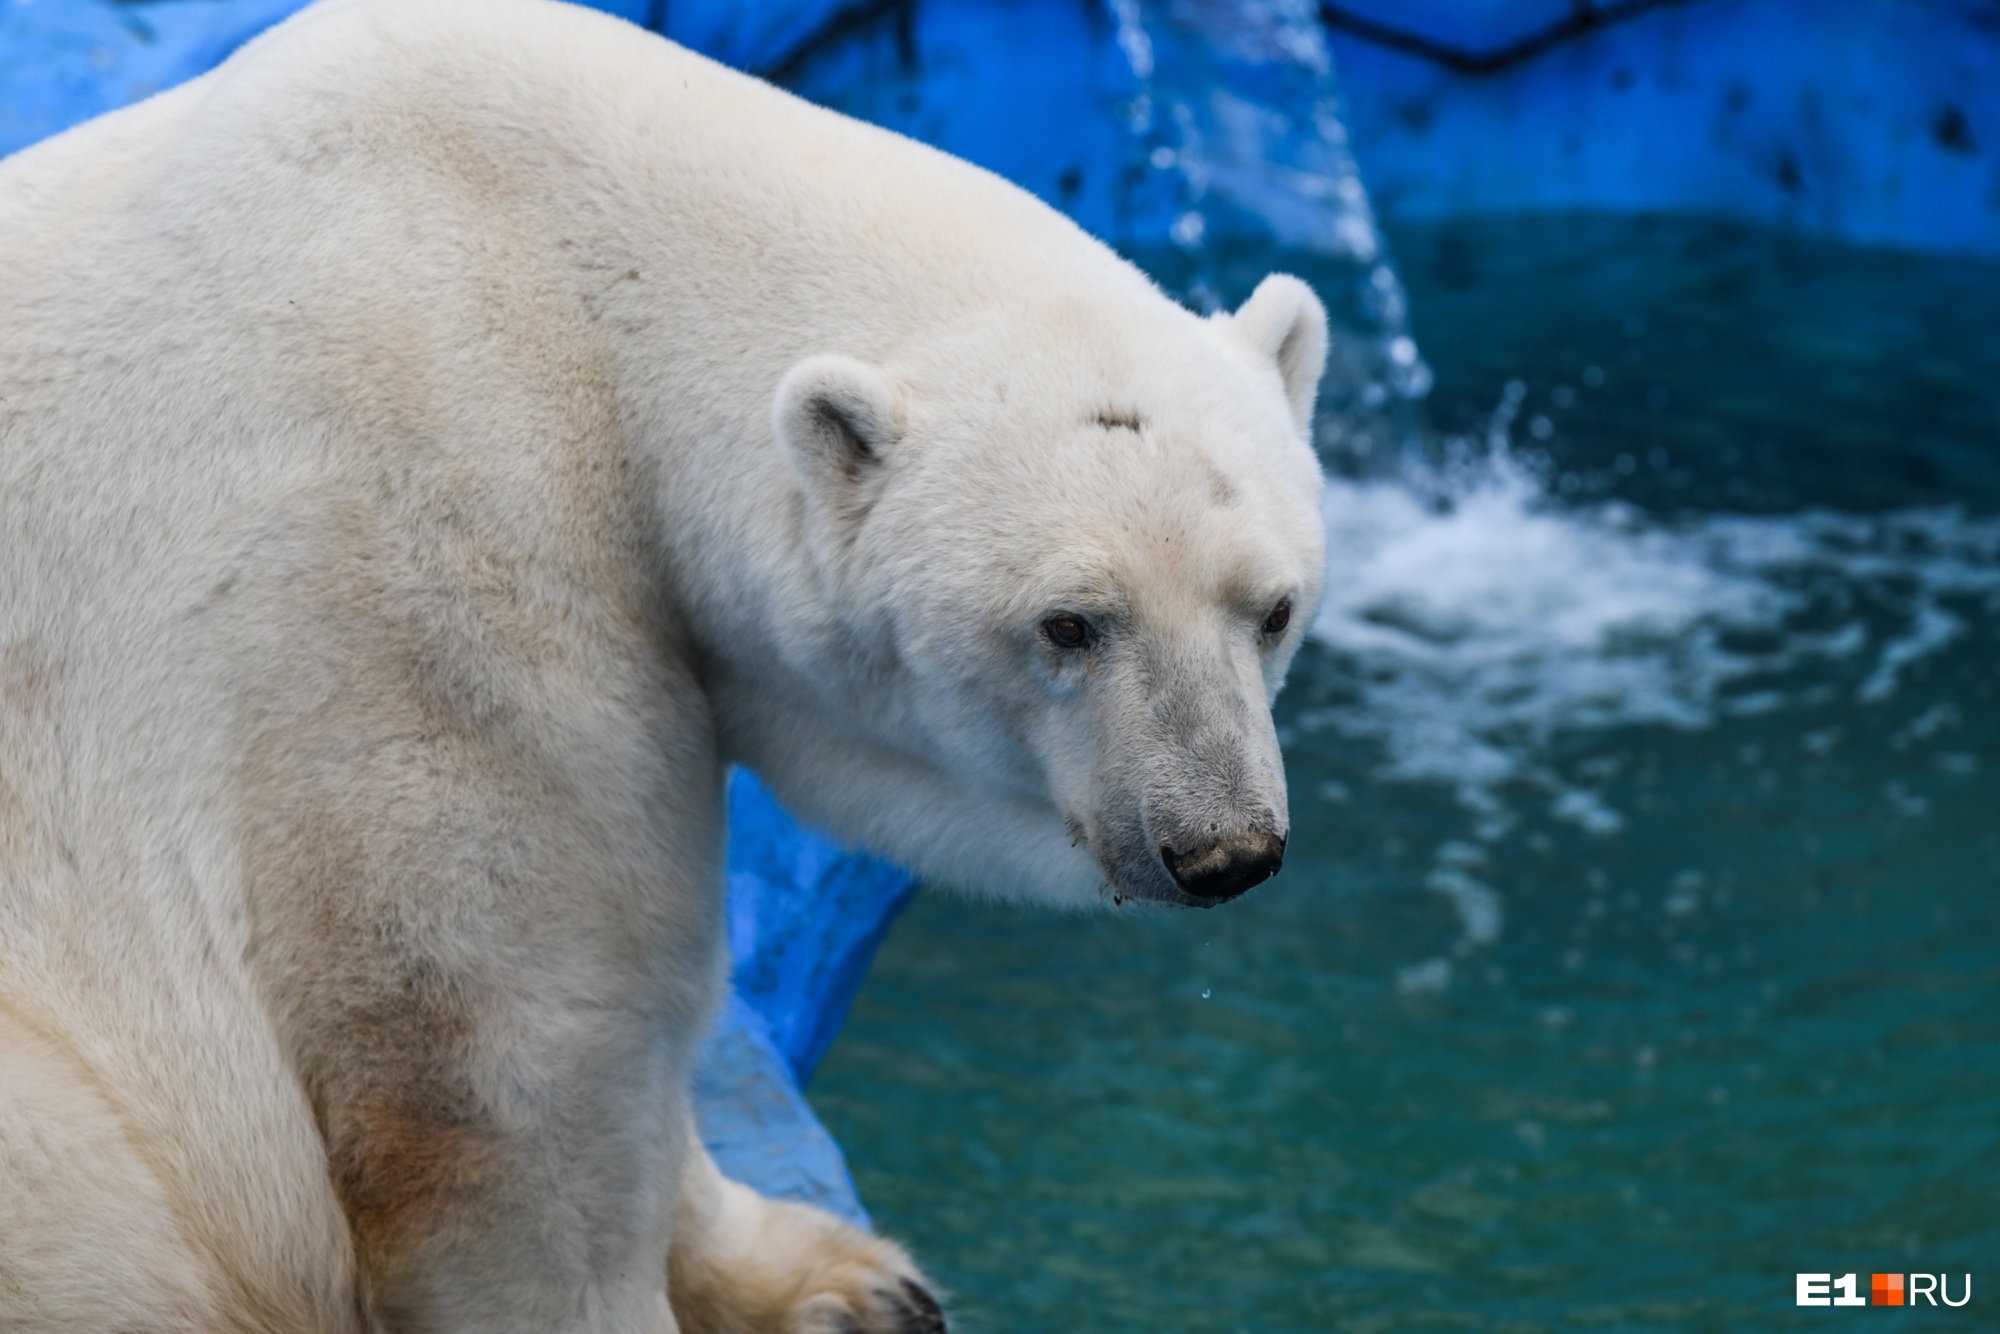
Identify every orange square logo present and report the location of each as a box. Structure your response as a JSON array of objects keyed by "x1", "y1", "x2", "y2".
[{"x1": 1873, "y1": 1273, "x2": 1904, "y2": 1306}]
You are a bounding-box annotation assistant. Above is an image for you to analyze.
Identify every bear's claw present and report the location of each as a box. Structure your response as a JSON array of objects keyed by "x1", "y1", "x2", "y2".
[
  {"x1": 811, "y1": 1278, "x2": 946, "y2": 1334},
  {"x1": 889, "y1": 1278, "x2": 947, "y2": 1333}
]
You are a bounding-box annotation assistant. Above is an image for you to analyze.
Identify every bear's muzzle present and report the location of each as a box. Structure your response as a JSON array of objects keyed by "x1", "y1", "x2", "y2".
[{"x1": 1159, "y1": 828, "x2": 1286, "y2": 904}]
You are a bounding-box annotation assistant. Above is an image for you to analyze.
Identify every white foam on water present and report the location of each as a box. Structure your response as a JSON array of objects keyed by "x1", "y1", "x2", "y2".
[
  {"x1": 1302, "y1": 447, "x2": 2000, "y2": 971},
  {"x1": 1311, "y1": 454, "x2": 1779, "y2": 782}
]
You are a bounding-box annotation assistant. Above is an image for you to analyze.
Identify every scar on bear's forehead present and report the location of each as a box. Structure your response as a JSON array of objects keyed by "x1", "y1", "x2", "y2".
[{"x1": 1093, "y1": 409, "x2": 1144, "y2": 432}]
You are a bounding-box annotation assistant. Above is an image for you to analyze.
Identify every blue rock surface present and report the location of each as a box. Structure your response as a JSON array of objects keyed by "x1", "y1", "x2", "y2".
[
  {"x1": 0, "y1": 0, "x2": 308, "y2": 152},
  {"x1": 1321, "y1": 0, "x2": 2000, "y2": 257},
  {"x1": 727, "y1": 772, "x2": 917, "y2": 1085},
  {"x1": 710, "y1": 772, "x2": 915, "y2": 1224},
  {"x1": 692, "y1": 992, "x2": 875, "y2": 1228}
]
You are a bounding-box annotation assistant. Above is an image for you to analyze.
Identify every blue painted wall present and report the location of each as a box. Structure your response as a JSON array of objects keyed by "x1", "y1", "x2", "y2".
[
  {"x1": 6, "y1": 1, "x2": 1992, "y2": 258},
  {"x1": 1323, "y1": 0, "x2": 2000, "y2": 256}
]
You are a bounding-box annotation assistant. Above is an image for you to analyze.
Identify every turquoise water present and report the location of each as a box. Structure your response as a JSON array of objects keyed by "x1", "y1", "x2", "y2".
[{"x1": 809, "y1": 218, "x2": 2000, "y2": 1333}]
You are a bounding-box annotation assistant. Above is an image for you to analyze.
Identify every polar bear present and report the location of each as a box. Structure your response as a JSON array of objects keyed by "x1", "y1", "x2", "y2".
[{"x1": 0, "y1": 0, "x2": 1328, "y2": 1330}]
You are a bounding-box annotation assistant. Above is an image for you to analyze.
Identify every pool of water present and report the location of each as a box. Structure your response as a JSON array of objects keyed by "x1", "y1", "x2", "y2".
[{"x1": 807, "y1": 216, "x2": 2000, "y2": 1333}]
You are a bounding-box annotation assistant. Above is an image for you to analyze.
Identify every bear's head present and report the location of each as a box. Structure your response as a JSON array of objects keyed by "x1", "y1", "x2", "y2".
[{"x1": 769, "y1": 274, "x2": 1327, "y2": 909}]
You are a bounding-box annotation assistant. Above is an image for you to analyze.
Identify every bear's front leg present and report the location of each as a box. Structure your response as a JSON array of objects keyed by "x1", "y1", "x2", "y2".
[
  {"x1": 667, "y1": 1120, "x2": 945, "y2": 1334},
  {"x1": 305, "y1": 968, "x2": 702, "y2": 1333}
]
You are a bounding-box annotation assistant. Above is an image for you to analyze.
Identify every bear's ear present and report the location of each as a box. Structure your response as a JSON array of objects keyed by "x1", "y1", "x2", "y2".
[
  {"x1": 1221, "y1": 273, "x2": 1328, "y2": 436},
  {"x1": 773, "y1": 354, "x2": 904, "y2": 497}
]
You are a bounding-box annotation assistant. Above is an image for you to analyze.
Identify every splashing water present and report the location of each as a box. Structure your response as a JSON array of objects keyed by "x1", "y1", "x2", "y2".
[{"x1": 1302, "y1": 418, "x2": 2000, "y2": 980}]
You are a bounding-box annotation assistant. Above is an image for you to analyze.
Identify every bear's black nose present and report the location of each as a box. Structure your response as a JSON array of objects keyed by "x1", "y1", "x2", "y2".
[{"x1": 1161, "y1": 830, "x2": 1286, "y2": 904}]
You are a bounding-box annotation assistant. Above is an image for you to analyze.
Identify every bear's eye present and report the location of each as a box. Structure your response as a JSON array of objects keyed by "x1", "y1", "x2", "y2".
[
  {"x1": 1261, "y1": 599, "x2": 1292, "y2": 638},
  {"x1": 1042, "y1": 614, "x2": 1094, "y2": 650}
]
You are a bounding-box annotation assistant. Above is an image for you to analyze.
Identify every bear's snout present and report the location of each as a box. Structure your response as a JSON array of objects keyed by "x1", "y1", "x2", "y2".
[{"x1": 1160, "y1": 829, "x2": 1286, "y2": 904}]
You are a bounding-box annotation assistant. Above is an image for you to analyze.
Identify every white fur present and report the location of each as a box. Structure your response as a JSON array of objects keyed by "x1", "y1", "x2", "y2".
[{"x1": 0, "y1": 0, "x2": 1326, "y2": 1329}]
